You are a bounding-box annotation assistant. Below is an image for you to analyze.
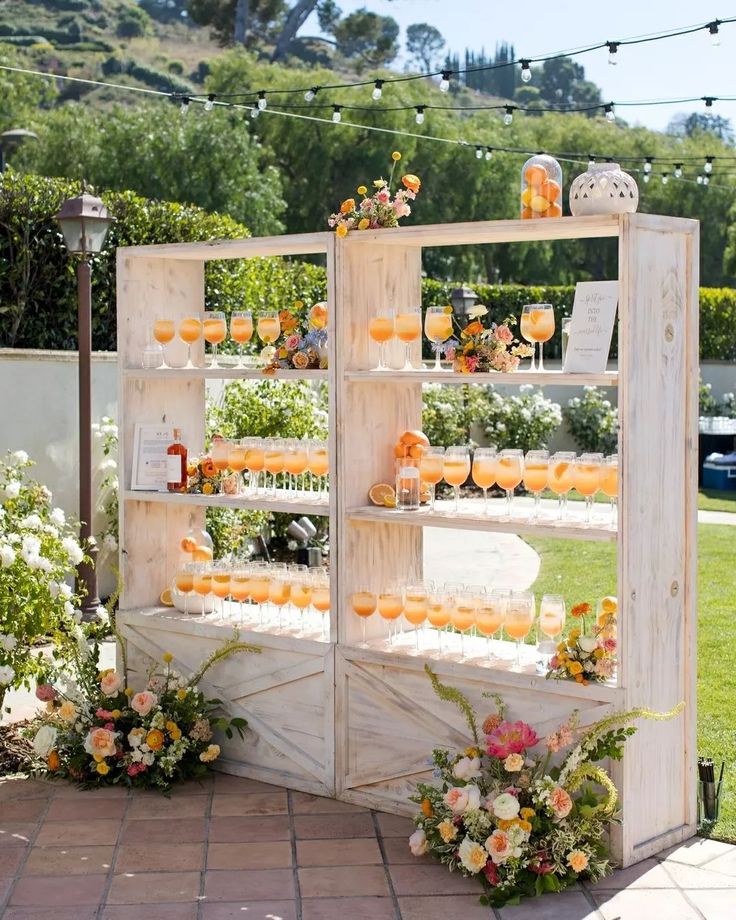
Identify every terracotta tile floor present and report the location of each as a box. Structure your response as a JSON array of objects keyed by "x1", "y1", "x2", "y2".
[{"x1": 1, "y1": 773, "x2": 734, "y2": 919}]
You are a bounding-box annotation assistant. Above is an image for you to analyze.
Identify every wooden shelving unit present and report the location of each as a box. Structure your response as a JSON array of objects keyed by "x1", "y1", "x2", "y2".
[{"x1": 117, "y1": 212, "x2": 698, "y2": 867}]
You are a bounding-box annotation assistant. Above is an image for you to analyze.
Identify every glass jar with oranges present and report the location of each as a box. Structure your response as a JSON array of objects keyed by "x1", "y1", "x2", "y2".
[{"x1": 520, "y1": 155, "x2": 563, "y2": 220}]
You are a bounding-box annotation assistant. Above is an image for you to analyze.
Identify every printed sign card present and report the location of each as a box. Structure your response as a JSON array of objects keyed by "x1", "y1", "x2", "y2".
[
  {"x1": 563, "y1": 281, "x2": 619, "y2": 374},
  {"x1": 131, "y1": 424, "x2": 174, "y2": 491}
]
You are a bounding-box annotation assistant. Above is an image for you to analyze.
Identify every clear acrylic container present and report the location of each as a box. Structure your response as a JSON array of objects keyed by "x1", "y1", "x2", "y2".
[{"x1": 520, "y1": 154, "x2": 563, "y2": 219}]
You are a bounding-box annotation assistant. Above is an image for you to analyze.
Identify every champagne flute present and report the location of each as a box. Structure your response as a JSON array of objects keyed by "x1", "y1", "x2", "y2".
[
  {"x1": 264, "y1": 438, "x2": 285, "y2": 497},
  {"x1": 496, "y1": 449, "x2": 524, "y2": 518},
  {"x1": 203, "y1": 311, "x2": 227, "y2": 369},
  {"x1": 192, "y1": 563, "x2": 212, "y2": 617},
  {"x1": 369, "y1": 309, "x2": 395, "y2": 371},
  {"x1": 573, "y1": 452, "x2": 603, "y2": 525},
  {"x1": 600, "y1": 454, "x2": 618, "y2": 525},
  {"x1": 290, "y1": 573, "x2": 313, "y2": 635},
  {"x1": 249, "y1": 563, "x2": 272, "y2": 629},
  {"x1": 548, "y1": 451, "x2": 576, "y2": 521},
  {"x1": 506, "y1": 590, "x2": 535, "y2": 671},
  {"x1": 351, "y1": 585, "x2": 377, "y2": 648},
  {"x1": 179, "y1": 314, "x2": 202, "y2": 369},
  {"x1": 424, "y1": 306, "x2": 453, "y2": 372},
  {"x1": 538, "y1": 594, "x2": 566, "y2": 669},
  {"x1": 268, "y1": 562, "x2": 290, "y2": 631},
  {"x1": 211, "y1": 565, "x2": 231, "y2": 622},
  {"x1": 523, "y1": 450, "x2": 549, "y2": 520},
  {"x1": 472, "y1": 447, "x2": 497, "y2": 515},
  {"x1": 451, "y1": 590, "x2": 476, "y2": 660},
  {"x1": 394, "y1": 307, "x2": 422, "y2": 371},
  {"x1": 230, "y1": 311, "x2": 254, "y2": 368},
  {"x1": 153, "y1": 317, "x2": 175, "y2": 369},
  {"x1": 443, "y1": 446, "x2": 470, "y2": 514},
  {"x1": 419, "y1": 446, "x2": 444, "y2": 512}
]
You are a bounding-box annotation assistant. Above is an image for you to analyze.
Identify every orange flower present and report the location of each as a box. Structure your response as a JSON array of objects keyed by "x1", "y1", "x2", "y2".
[
  {"x1": 340, "y1": 198, "x2": 356, "y2": 214},
  {"x1": 279, "y1": 310, "x2": 299, "y2": 333},
  {"x1": 571, "y1": 602, "x2": 591, "y2": 618},
  {"x1": 421, "y1": 797, "x2": 434, "y2": 818},
  {"x1": 200, "y1": 457, "x2": 217, "y2": 479},
  {"x1": 463, "y1": 321, "x2": 483, "y2": 337},
  {"x1": 402, "y1": 174, "x2": 421, "y2": 193},
  {"x1": 146, "y1": 729, "x2": 165, "y2": 751},
  {"x1": 47, "y1": 750, "x2": 60, "y2": 772}
]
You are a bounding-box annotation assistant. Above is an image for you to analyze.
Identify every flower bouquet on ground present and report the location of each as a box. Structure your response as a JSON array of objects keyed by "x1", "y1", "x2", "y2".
[
  {"x1": 409, "y1": 665, "x2": 683, "y2": 908},
  {"x1": 328, "y1": 151, "x2": 420, "y2": 237},
  {"x1": 27, "y1": 632, "x2": 260, "y2": 790},
  {"x1": 451, "y1": 304, "x2": 533, "y2": 374},
  {"x1": 263, "y1": 301, "x2": 328, "y2": 375},
  {"x1": 547, "y1": 597, "x2": 618, "y2": 685}
]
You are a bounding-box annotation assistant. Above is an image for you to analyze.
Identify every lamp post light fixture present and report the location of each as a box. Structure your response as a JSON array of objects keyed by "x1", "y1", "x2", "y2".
[
  {"x1": 450, "y1": 285, "x2": 479, "y2": 317},
  {"x1": 54, "y1": 187, "x2": 115, "y2": 617},
  {"x1": 0, "y1": 128, "x2": 39, "y2": 171}
]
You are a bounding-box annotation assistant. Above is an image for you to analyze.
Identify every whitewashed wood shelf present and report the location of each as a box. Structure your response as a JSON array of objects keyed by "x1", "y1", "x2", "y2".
[
  {"x1": 123, "y1": 489, "x2": 330, "y2": 516},
  {"x1": 123, "y1": 366, "x2": 328, "y2": 381},
  {"x1": 345, "y1": 369, "x2": 618, "y2": 387},
  {"x1": 346, "y1": 504, "x2": 616, "y2": 542}
]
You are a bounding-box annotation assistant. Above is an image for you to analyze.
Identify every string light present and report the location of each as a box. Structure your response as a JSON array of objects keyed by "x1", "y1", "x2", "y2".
[
  {"x1": 643, "y1": 173, "x2": 650, "y2": 183},
  {"x1": 662, "y1": 173, "x2": 669, "y2": 185},
  {"x1": 703, "y1": 96, "x2": 716, "y2": 116},
  {"x1": 703, "y1": 175, "x2": 710, "y2": 186},
  {"x1": 257, "y1": 91, "x2": 267, "y2": 110},
  {"x1": 607, "y1": 41, "x2": 619, "y2": 65},
  {"x1": 504, "y1": 105, "x2": 514, "y2": 126},
  {"x1": 439, "y1": 70, "x2": 451, "y2": 92},
  {"x1": 520, "y1": 60, "x2": 532, "y2": 83},
  {"x1": 332, "y1": 105, "x2": 342, "y2": 123},
  {"x1": 204, "y1": 93, "x2": 215, "y2": 112},
  {"x1": 250, "y1": 104, "x2": 259, "y2": 119},
  {"x1": 704, "y1": 156, "x2": 714, "y2": 174},
  {"x1": 644, "y1": 157, "x2": 653, "y2": 174},
  {"x1": 304, "y1": 87, "x2": 319, "y2": 102},
  {"x1": 604, "y1": 103, "x2": 615, "y2": 123},
  {"x1": 697, "y1": 175, "x2": 704, "y2": 184},
  {"x1": 708, "y1": 20, "x2": 721, "y2": 45},
  {"x1": 674, "y1": 164, "x2": 683, "y2": 178},
  {"x1": 415, "y1": 106, "x2": 425, "y2": 125},
  {"x1": 372, "y1": 80, "x2": 384, "y2": 101},
  {"x1": 485, "y1": 147, "x2": 494, "y2": 161},
  {"x1": 475, "y1": 146, "x2": 483, "y2": 159},
  {"x1": 179, "y1": 96, "x2": 190, "y2": 116}
]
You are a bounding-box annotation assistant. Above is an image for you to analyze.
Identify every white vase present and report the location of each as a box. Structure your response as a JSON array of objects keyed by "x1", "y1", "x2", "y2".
[{"x1": 569, "y1": 162, "x2": 639, "y2": 216}]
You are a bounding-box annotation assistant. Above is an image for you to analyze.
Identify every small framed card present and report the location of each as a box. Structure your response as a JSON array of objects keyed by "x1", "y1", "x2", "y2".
[
  {"x1": 131, "y1": 424, "x2": 175, "y2": 492},
  {"x1": 563, "y1": 281, "x2": 619, "y2": 374}
]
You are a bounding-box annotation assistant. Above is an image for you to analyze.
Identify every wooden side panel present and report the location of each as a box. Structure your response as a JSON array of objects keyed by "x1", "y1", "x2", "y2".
[
  {"x1": 615, "y1": 216, "x2": 698, "y2": 864},
  {"x1": 117, "y1": 256, "x2": 206, "y2": 610},
  {"x1": 119, "y1": 611, "x2": 335, "y2": 795}
]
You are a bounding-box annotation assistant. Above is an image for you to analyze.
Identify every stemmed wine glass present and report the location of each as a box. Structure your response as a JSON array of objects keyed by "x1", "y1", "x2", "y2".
[
  {"x1": 377, "y1": 583, "x2": 403, "y2": 646},
  {"x1": 451, "y1": 590, "x2": 476, "y2": 660},
  {"x1": 404, "y1": 584, "x2": 428, "y2": 654},
  {"x1": 179, "y1": 314, "x2": 202, "y2": 369},
  {"x1": 203, "y1": 311, "x2": 227, "y2": 368},
  {"x1": 174, "y1": 562, "x2": 194, "y2": 615},
  {"x1": 426, "y1": 587, "x2": 451, "y2": 656},
  {"x1": 496, "y1": 449, "x2": 524, "y2": 518},
  {"x1": 369, "y1": 309, "x2": 395, "y2": 371},
  {"x1": 506, "y1": 590, "x2": 535, "y2": 671},
  {"x1": 351, "y1": 585, "x2": 377, "y2": 648},
  {"x1": 600, "y1": 454, "x2": 618, "y2": 525},
  {"x1": 538, "y1": 594, "x2": 565, "y2": 669},
  {"x1": 523, "y1": 450, "x2": 549, "y2": 520},
  {"x1": 520, "y1": 304, "x2": 555, "y2": 372},
  {"x1": 257, "y1": 311, "x2": 281, "y2": 361},
  {"x1": 548, "y1": 451, "x2": 575, "y2": 521},
  {"x1": 230, "y1": 311, "x2": 254, "y2": 367},
  {"x1": 419, "y1": 446, "x2": 444, "y2": 512},
  {"x1": 573, "y1": 453, "x2": 603, "y2": 525},
  {"x1": 394, "y1": 308, "x2": 422, "y2": 371},
  {"x1": 472, "y1": 447, "x2": 497, "y2": 515},
  {"x1": 424, "y1": 306, "x2": 453, "y2": 372},
  {"x1": 153, "y1": 317, "x2": 175, "y2": 369},
  {"x1": 443, "y1": 446, "x2": 470, "y2": 513}
]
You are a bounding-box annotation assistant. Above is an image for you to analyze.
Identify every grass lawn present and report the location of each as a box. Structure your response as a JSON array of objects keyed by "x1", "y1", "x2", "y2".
[
  {"x1": 524, "y1": 523, "x2": 736, "y2": 843},
  {"x1": 563, "y1": 488, "x2": 736, "y2": 514}
]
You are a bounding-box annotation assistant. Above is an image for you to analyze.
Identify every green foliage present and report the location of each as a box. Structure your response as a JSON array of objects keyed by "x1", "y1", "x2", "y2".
[
  {"x1": 563, "y1": 387, "x2": 619, "y2": 455},
  {"x1": 699, "y1": 289, "x2": 736, "y2": 361},
  {"x1": 424, "y1": 664, "x2": 478, "y2": 744},
  {"x1": 331, "y1": 9, "x2": 399, "y2": 67},
  {"x1": 116, "y1": 6, "x2": 152, "y2": 38},
  {"x1": 0, "y1": 45, "x2": 58, "y2": 132},
  {"x1": 477, "y1": 385, "x2": 562, "y2": 452},
  {"x1": 421, "y1": 384, "x2": 483, "y2": 448},
  {"x1": 406, "y1": 23, "x2": 445, "y2": 72},
  {"x1": 700, "y1": 378, "x2": 719, "y2": 416}
]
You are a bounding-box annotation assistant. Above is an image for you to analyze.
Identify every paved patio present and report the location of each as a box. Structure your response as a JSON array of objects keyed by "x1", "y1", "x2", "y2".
[{"x1": 1, "y1": 773, "x2": 734, "y2": 919}]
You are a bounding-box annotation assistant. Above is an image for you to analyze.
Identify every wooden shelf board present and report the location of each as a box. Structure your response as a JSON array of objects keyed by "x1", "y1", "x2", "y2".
[
  {"x1": 345, "y1": 369, "x2": 618, "y2": 387},
  {"x1": 123, "y1": 489, "x2": 330, "y2": 516},
  {"x1": 118, "y1": 232, "x2": 331, "y2": 262},
  {"x1": 123, "y1": 367, "x2": 328, "y2": 381},
  {"x1": 118, "y1": 605, "x2": 331, "y2": 653},
  {"x1": 340, "y1": 638, "x2": 622, "y2": 704},
  {"x1": 346, "y1": 504, "x2": 616, "y2": 541}
]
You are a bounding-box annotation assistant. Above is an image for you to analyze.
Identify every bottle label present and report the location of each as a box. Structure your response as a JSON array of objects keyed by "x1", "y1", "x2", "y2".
[{"x1": 167, "y1": 455, "x2": 182, "y2": 483}]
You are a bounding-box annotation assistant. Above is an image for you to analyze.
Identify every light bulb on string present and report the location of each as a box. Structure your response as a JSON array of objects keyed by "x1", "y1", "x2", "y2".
[
  {"x1": 703, "y1": 175, "x2": 710, "y2": 186},
  {"x1": 704, "y1": 156, "x2": 714, "y2": 174},
  {"x1": 257, "y1": 91, "x2": 267, "y2": 110},
  {"x1": 642, "y1": 172, "x2": 650, "y2": 184},
  {"x1": 332, "y1": 105, "x2": 342, "y2": 123},
  {"x1": 250, "y1": 105, "x2": 260, "y2": 119},
  {"x1": 697, "y1": 175, "x2": 704, "y2": 185},
  {"x1": 372, "y1": 80, "x2": 384, "y2": 101},
  {"x1": 204, "y1": 94, "x2": 215, "y2": 112},
  {"x1": 607, "y1": 41, "x2": 619, "y2": 65},
  {"x1": 708, "y1": 20, "x2": 721, "y2": 46},
  {"x1": 304, "y1": 87, "x2": 319, "y2": 102},
  {"x1": 415, "y1": 106, "x2": 425, "y2": 125},
  {"x1": 503, "y1": 105, "x2": 514, "y2": 126},
  {"x1": 674, "y1": 164, "x2": 683, "y2": 179},
  {"x1": 604, "y1": 103, "x2": 615, "y2": 123},
  {"x1": 520, "y1": 60, "x2": 532, "y2": 83},
  {"x1": 703, "y1": 96, "x2": 716, "y2": 117},
  {"x1": 179, "y1": 96, "x2": 190, "y2": 116},
  {"x1": 643, "y1": 157, "x2": 653, "y2": 174},
  {"x1": 475, "y1": 146, "x2": 483, "y2": 159},
  {"x1": 439, "y1": 70, "x2": 451, "y2": 93},
  {"x1": 484, "y1": 147, "x2": 493, "y2": 161},
  {"x1": 661, "y1": 173, "x2": 669, "y2": 185}
]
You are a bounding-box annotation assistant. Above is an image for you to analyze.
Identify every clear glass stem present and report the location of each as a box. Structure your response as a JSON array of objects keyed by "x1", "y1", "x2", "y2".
[
  {"x1": 515, "y1": 639, "x2": 522, "y2": 668},
  {"x1": 415, "y1": 629, "x2": 420, "y2": 653},
  {"x1": 533, "y1": 491, "x2": 541, "y2": 519},
  {"x1": 610, "y1": 497, "x2": 617, "y2": 526},
  {"x1": 538, "y1": 341, "x2": 545, "y2": 372},
  {"x1": 402, "y1": 341, "x2": 413, "y2": 371},
  {"x1": 429, "y1": 484, "x2": 435, "y2": 512},
  {"x1": 378, "y1": 341, "x2": 387, "y2": 370},
  {"x1": 505, "y1": 489, "x2": 514, "y2": 517},
  {"x1": 460, "y1": 631, "x2": 465, "y2": 659},
  {"x1": 454, "y1": 485, "x2": 460, "y2": 513},
  {"x1": 483, "y1": 488, "x2": 488, "y2": 515},
  {"x1": 211, "y1": 342, "x2": 220, "y2": 368},
  {"x1": 529, "y1": 342, "x2": 536, "y2": 372},
  {"x1": 361, "y1": 618, "x2": 367, "y2": 647},
  {"x1": 184, "y1": 592, "x2": 188, "y2": 615},
  {"x1": 433, "y1": 343, "x2": 443, "y2": 372},
  {"x1": 185, "y1": 343, "x2": 196, "y2": 369},
  {"x1": 585, "y1": 495, "x2": 593, "y2": 525},
  {"x1": 237, "y1": 344, "x2": 244, "y2": 368},
  {"x1": 160, "y1": 346, "x2": 169, "y2": 369}
]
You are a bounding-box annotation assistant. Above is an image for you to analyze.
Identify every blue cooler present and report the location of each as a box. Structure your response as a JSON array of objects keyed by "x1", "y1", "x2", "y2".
[{"x1": 702, "y1": 452, "x2": 736, "y2": 491}]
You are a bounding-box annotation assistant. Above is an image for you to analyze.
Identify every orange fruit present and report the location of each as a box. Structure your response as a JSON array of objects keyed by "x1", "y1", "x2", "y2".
[
  {"x1": 160, "y1": 588, "x2": 174, "y2": 607},
  {"x1": 400, "y1": 430, "x2": 430, "y2": 448},
  {"x1": 192, "y1": 545, "x2": 213, "y2": 562},
  {"x1": 530, "y1": 195, "x2": 550, "y2": 213},
  {"x1": 520, "y1": 187, "x2": 534, "y2": 207},
  {"x1": 524, "y1": 163, "x2": 547, "y2": 186},
  {"x1": 383, "y1": 495, "x2": 398, "y2": 508},
  {"x1": 180, "y1": 537, "x2": 197, "y2": 553},
  {"x1": 547, "y1": 202, "x2": 563, "y2": 218},
  {"x1": 540, "y1": 180, "x2": 561, "y2": 202},
  {"x1": 394, "y1": 443, "x2": 409, "y2": 459},
  {"x1": 521, "y1": 207, "x2": 534, "y2": 220},
  {"x1": 369, "y1": 483, "x2": 396, "y2": 506},
  {"x1": 408, "y1": 445, "x2": 425, "y2": 459}
]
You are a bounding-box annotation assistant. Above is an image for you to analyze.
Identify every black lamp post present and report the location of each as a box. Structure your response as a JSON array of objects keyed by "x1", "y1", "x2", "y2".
[
  {"x1": 450, "y1": 285, "x2": 479, "y2": 317},
  {"x1": 54, "y1": 188, "x2": 115, "y2": 617}
]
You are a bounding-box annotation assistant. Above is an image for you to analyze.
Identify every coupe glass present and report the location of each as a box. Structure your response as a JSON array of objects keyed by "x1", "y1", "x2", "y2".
[
  {"x1": 230, "y1": 311, "x2": 254, "y2": 367},
  {"x1": 443, "y1": 446, "x2": 470, "y2": 513},
  {"x1": 419, "y1": 446, "x2": 444, "y2": 512},
  {"x1": 496, "y1": 449, "x2": 524, "y2": 517},
  {"x1": 153, "y1": 317, "x2": 175, "y2": 369},
  {"x1": 424, "y1": 306, "x2": 453, "y2": 372},
  {"x1": 203, "y1": 311, "x2": 227, "y2": 368},
  {"x1": 178, "y1": 314, "x2": 202, "y2": 369},
  {"x1": 573, "y1": 452, "x2": 603, "y2": 525},
  {"x1": 472, "y1": 447, "x2": 497, "y2": 514},
  {"x1": 548, "y1": 451, "x2": 576, "y2": 520},
  {"x1": 368, "y1": 309, "x2": 395, "y2": 371},
  {"x1": 523, "y1": 450, "x2": 549, "y2": 520},
  {"x1": 394, "y1": 308, "x2": 422, "y2": 371}
]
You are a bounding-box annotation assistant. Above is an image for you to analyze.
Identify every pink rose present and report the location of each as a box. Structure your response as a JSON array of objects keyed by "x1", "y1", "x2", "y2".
[
  {"x1": 360, "y1": 198, "x2": 373, "y2": 211},
  {"x1": 485, "y1": 829, "x2": 513, "y2": 864},
  {"x1": 284, "y1": 334, "x2": 301, "y2": 351},
  {"x1": 549, "y1": 787, "x2": 573, "y2": 818},
  {"x1": 96, "y1": 708, "x2": 113, "y2": 720},
  {"x1": 100, "y1": 671, "x2": 123, "y2": 697},
  {"x1": 602, "y1": 637, "x2": 617, "y2": 652},
  {"x1": 444, "y1": 784, "x2": 481, "y2": 814},
  {"x1": 83, "y1": 727, "x2": 118, "y2": 759},
  {"x1": 495, "y1": 324, "x2": 514, "y2": 344},
  {"x1": 377, "y1": 188, "x2": 390, "y2": 204},
  {"x1": 130, "y1": 690, "x2": 157, "y2": 716},
  {"x1": 35, "y1": 684, "x2": 57, "y2": 702},
  {"x1": 487, "y1": 721, "x2": 539, "y2": 759}
]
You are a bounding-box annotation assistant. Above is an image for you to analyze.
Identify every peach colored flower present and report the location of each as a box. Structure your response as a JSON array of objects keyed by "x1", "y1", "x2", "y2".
[
  {"x1": 58, "y1": 700, "x2": 77, "y2": 722},
  {"x1": 458, "y1": 838, "x2": 487, "y2": 873},
  {"x1": 485, "y1": 829, "x2": 513, "y2": 864},
  {"x1": 402, "y1": 174, "x2": 421, "y2": 193},
  {"x1": 130, "y1": 690, "x2": 157, "y2": 717},
  {"x1": 495, "y1": 324, "x2": 514, "y2": 344},
  {"x1": 100, "y1": 670, "x2": 122, "y2": 697},
  {"x1": 83, "y1": 727, "x2": 117, "y2": 759},
  {"x1": 340, "y1": 198, "x2": 356, "y2": 214},
  {"x1": 549, "y1": 787, "x2": 573, "y2": 818},
  {"x1": 504, "y1": 753, "x2": 524, "y2": 772},
  {"x1": 567, "y1": 850, "x2": 589, "y2": 873},
  {"x1": 483, "y1": 714, "x2": 502, "y2": 735},
  {"x1": 437, "y1": 820, "x2": 457, "y2": 843},
  {"x1": 408, "y1": 828, "x2": 428, "y2": 856},
  {"x1": 444, "y1": 784, "x2": 481, "y2": 814}
]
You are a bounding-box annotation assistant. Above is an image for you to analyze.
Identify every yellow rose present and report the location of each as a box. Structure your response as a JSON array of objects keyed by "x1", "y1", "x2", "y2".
[
  {"x1": 202, "y1": 482, "x2": 215, "y2": 495},
  {"x1": 336, "y1": 224, "x2": 348, "y2": 238},
  {"x1": 357, "y1": 185, "x2": 367, "y2": 195},
  {"x1": 569, "y1": 629, "x2": 581, "y2": 642},
  {"x1": 170, "y1": 728, "x2": 182, "y2": 741},
  {"x1": 567, "y1": 850, "x2": 589, "y2": 873},
  {"x1": 391, "y1": 151, "x2": 401, "y2": 161},
  {"x1": 176, "y1": 688, "x2": 188, "y2": 701},
  {"x1": 438, "y1": 819, "x2": 457, "y2": 843},
  {"x1": 520, "y1": 808, "x2": 535, "y2": 819},
  {"x1": 358, "y1": 218, "x2": 370, "y2": 230},
  {"x1": 125, "y1": 688, "x2": 134, "y2": 697},
  {"x1": 518, "y1": 819, "x2": 533, "y2": 833},
  {"x1": 96, "y1": 761, "x2": 110, "y2": 776},
  {"x1": 293, "y1": 300, "x2": 304, "y2": 310},
  {"x1": 340, "y1": 198, "x2": 356, "y2": 214},
  {"x1": 569, "y1": 661, "x2": 583, "y2": 675},
  {"x1": 111, "y1": 710, "x2": 121, "y2": 719},
  {"x1": 593, "y1": 647, "x2": 604, "y2": 659}
]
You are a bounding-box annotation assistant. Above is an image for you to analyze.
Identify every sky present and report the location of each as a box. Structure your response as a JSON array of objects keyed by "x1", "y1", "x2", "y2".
[{"x1": 303, "y1": 0, "x2": 736, "y2": 133}]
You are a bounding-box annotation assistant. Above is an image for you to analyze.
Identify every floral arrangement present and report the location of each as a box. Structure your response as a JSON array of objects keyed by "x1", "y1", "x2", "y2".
[
  {"x1": 0, "y1": 450, "x2": 96, "y2": 709},
  {"x1": 263, "y1": 301, "x2": 328, "y2": 375},
  {"x1": 547, "y1": 598, "x2": 618, "y2": 685},
  {"x1": 450, "y1": 304, "x2": 533, "y2": 374},
  {"x1": 328, "y1": 151, "x2": 420, "y2": 237},
  {"x1": 27, "y1": 632, "x2": 260, "y2": 789},
  {"x1": 409, "y1": 665, "x2": 683, "y2": 908},
  {"x1": 186, "y1": 453, "x2": 222, "y2": 496}
]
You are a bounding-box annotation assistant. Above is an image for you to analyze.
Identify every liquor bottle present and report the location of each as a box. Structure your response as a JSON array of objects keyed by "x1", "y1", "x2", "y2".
[{"x1": 167, "y1": 428, "x2": 188, "y2": 493}]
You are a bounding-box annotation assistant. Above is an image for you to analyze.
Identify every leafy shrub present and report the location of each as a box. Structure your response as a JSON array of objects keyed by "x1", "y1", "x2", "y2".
[
  {"x1": 422, "y1": 385, "x2": 484, "y2": 447},
  {"x1": 167, "y1": 60, "x2": 185, "y2": 75},
  {"x1": 125, "y1": 61, "x2": 192, "y2": 94},
  {"x1": 700, "y1": 378, "x2": 719, "y2": 416},
  {"x1": 722, "y1": 392, "x2": 736, "y2": 418},
  {"x1": 476, "y1": 385, "x2": 562, "y2": 452},
  {"x1": 563, "y1": 387, "x2": 619, "y2": 454},
  {"x1": 699, "y1": 289, "x2": 736, "y2": 361},
  {"x1": 117, "y1": 7, "x2": 151, "y2": 39}
]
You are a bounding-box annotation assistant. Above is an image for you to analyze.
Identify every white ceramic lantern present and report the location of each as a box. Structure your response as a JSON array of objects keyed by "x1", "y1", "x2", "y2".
[{"x1": 569, "y1": 162, "x2": 639, "y2": 216}]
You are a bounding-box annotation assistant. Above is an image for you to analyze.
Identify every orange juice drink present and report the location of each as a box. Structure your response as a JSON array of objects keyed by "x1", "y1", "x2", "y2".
[{"x1": 230, "y1": 315, "x2": 253, "y2": 343}]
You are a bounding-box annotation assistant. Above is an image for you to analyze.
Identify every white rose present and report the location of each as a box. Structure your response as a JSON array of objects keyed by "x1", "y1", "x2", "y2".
[
  {"x1": 62, "y1": 537, "x2": 84, "y2": 566},
  {"x1": 142, "y1": 751, "x2": 155, "y2": 766},
  {"x1": 492, "y1": 793, "x2": 521, "y2": 821},
  {"x1": 0, "y1": 544, "x2": 15, "y2": 567},
  {"x1": 0, "y1": 634, "x2": 18, "y2": 652},
  {"x1": 452, "y1": 756, "x2": 482, "y2": 782},
  {"x1": 504, "y1": 753, "x2": 525, "y2": 772},
  {"x1": 3, "y1": 481, "x2": 21, "y2": 500},
  {"x1": 0, "y1": 664, "x2": 15, "y2": 685},
  {"x1": 32, "y1": 725, "x2": 58, "y2": 758},
  {"x1": 408, "y1": 828, "x2": 428, "y2": 856},
  {"x1": 20, "y1": 514, "x2": 42, "y2": 529},
  {"x1": 11, "y1": 450, "x2": 29, "y2": 465},
  {"x1": 50, "y1": 507, "x2": 66, "y2": 526},
  {"x1": 578, "y1": 635, "x2": 598, "y2": 654},
  {"x1": 60, "y1": 583, "x2": 72, "y2": 599}
]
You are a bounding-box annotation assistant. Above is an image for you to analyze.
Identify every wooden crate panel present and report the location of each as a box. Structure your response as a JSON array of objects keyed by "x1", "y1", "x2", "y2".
[
  {"x1": 335, "y1": 649, "x2": 613, "y2": 815},
  {"x1": 119, "y1": 614, "x2": 335, "y2": 796}
]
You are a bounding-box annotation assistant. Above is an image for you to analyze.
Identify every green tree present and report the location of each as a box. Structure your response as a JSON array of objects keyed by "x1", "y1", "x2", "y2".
[
  {"x1": 187, "y1": 0, "x2": 287, "y2": 46},
  {"x1": 537, "y1": 57, "x2": 601, "y2": 111},
  {"x1": 668, "y1": 112, "x2": 734, "y2": 143},
  {"x1": 406, "y1": 23, "x2": 445, "y2": 72},
  {"x1": 332, "y1": 9, "x2": 399, "y2": 67},
  {"x1": 0, "y1": 46, "x2": 58, "y2": 135}
]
